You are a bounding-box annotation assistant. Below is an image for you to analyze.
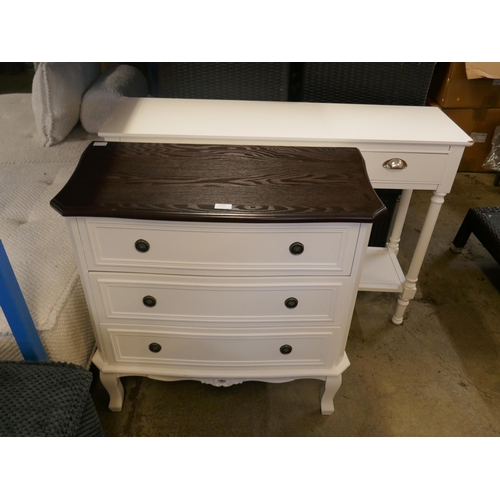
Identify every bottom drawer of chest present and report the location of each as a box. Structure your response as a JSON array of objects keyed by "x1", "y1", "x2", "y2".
[{"x1": 100, "y1": 324, "x2": 343, "y2": 368}]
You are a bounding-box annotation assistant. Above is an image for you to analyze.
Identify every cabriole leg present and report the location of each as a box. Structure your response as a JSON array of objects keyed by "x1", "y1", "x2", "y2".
[
  {"x1": 100, "y1": 372, "x2": 125, "y2": 412},
  {"x1": 320, "y1": 374, "x2": 342, "y2": 415}
]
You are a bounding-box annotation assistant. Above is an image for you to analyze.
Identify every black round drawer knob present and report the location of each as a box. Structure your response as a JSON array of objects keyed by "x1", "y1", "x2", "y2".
[
  {"x1": 280, "y1": 344, "x2": 292, "y2": 355},
  {"x1": 289, "y1": 242, "x2": 304, "y2": 255},
  {"x1": 285, "y1": 297, "x2": 298, "y2": 309},
  {"x1": 143, "y1": 295, "x2": 157, "y2": 307},
  {"x1": 149, "y1": 342, "x2": 162, "y2": 353},
  {"x1": 135, "y1": 239, "x2": 150, "y2": 253}
]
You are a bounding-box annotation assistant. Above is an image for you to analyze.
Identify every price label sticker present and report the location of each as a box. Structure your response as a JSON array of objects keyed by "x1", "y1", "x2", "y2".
[{"x1": 214, "y1": 203, "x2": 233, "y2": 210}]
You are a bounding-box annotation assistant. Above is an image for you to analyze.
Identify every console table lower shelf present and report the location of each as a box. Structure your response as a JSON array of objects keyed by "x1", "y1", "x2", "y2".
[{"x1": 92, "y1": 349, "x2": 351, "y2": 415}]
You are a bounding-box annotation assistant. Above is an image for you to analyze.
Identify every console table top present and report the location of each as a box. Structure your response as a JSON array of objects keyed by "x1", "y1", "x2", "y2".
[
  {"x1": 98, "y1": 97, "x2": 472, "y2": 147},
  {"x1": 50, "y1": 142, "x2": 387, "y2": 224}
]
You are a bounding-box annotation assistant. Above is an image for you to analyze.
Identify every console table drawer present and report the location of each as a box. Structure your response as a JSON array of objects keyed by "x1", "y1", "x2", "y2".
[
  {"x1": 363, "y1": 151, "x2": 448, "y2": 186},
  {"x1": 105, "y1": 326, "x2": 335, "y2": 368},
  {"x1": 78, "y1": 218, "x2": 360, "y2": 276},
  {"x1": 88, "y1": 273, "x2": 350, "y2": 325}
]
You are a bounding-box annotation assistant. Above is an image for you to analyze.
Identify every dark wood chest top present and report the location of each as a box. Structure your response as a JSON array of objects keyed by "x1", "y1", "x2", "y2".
[{"x1": 50, "y1": 142, "x2": 387, "y2": 223}]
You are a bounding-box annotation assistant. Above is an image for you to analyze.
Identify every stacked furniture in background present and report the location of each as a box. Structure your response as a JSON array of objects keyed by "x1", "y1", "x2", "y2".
[
  {"x1": 150, "y1": 62, "x2": 436, "y2": 106},
  {"x1": 152, "y1": 62, "x2": 290, "y2": 102},
  {"x1": 296, "y1": 62, "x2": 435, "y2": 105}
]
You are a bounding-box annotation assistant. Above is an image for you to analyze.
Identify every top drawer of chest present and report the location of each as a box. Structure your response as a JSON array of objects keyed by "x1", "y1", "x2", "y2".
[{"x1": 75, "y1": 218, "x2": 360, "y2": 276}]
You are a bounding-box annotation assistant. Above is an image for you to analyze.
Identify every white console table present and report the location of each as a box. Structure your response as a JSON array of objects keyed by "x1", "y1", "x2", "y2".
[{"x1": 99, "y1": 97, "x2": 472, "y2": 324}]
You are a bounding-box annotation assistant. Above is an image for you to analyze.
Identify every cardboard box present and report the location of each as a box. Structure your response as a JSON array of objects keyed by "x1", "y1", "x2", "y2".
[
  {"x1": 465, "y1": 62, "x2": 500, "y2": 80},
  {"x1": 428, "y1": 62, "x2": 500, "y2": 109},
  {"x1": 441, "y1": 106, "x2": 500, "y2": 172}
]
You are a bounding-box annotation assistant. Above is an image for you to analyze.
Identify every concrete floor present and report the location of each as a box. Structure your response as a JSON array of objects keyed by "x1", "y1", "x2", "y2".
[{"x1": 90, "y1": 172, "x2": 500, "y2": 437}]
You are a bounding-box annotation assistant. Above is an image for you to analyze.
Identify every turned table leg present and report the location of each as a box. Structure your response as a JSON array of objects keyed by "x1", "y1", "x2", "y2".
[
  {"x1": 387, "y1": 189, "x2": 413, "y2": 254},
  {"x1": 392, "y1": 191, "x2": 446, "y2": 325},
  {"x1": 100, "y1": 372, "x2": 125, "y2": 412},
  {"x1": 320, "y1": 374, "x2": 342, "y2": 415}
]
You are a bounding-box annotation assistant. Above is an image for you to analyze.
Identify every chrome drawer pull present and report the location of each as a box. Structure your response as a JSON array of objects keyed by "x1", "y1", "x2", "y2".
[{"x1": 383, "y1": 158, "x2": 408, "y2": 170}]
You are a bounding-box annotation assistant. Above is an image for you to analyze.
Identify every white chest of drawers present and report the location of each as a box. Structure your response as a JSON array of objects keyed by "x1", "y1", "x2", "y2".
[{"x1": 51, "y1": 142, "x2": 386, "y2": 414}]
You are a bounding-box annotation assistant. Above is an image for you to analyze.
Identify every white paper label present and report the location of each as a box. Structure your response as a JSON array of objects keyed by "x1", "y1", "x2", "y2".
[
  {"x1": 214, "y1": 203, "x2": 233, "y2": 210},
  {"x1": 93, "y1": 141, "x2": 108, "y2": 146}
]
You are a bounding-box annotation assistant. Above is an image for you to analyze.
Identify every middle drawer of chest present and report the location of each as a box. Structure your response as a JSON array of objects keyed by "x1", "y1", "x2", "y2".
[{"x1": 88, "y1": 272, "x2": 354, "y2": 326}]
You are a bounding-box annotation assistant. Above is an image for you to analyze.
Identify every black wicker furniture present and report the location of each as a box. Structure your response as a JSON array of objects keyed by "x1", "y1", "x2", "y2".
[{"x1": 451, "y1": 207, "x2": 500, "y2": 264}]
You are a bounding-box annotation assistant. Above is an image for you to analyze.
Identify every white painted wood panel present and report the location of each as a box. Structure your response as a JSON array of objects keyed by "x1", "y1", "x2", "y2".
[
  {"x1": 79, "y1": 218, "x2": 360, "y2": 276},
  {"x1": 108, "y1": 328, "x2": 333, "y2": 367},
  {"x1": 362, "y1": 151, "x2": 448, "y2": 186},
  {"x1": 88, "y1": 272, "x2": 352, "y2": 326},
  {"x1": 99, "y1": 97, "x2": 472, "y2": 148},
  {"x1": 359, "y1": 247, "x2": 405, "y2": 292}
]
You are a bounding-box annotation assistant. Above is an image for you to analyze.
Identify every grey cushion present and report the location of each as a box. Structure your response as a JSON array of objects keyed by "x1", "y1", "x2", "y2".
[
  {"x1": 32, "y1": 62, "x2": 101, "y2": 146},
  {"x1": 80, "y1": 64, "x2": 148, "y2": 134},
  {"x1": 0, "y1": 361, "x2": 103, "y2": 437}
]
